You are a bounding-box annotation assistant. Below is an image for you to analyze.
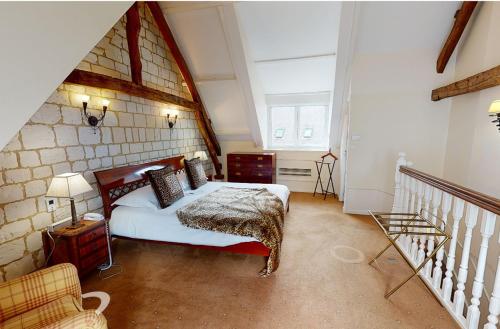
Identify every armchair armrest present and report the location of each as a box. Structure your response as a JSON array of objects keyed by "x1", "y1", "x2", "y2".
[
  {"x1": 42, "y1": 310, "x2": 107, "y2": 329},
  {"x1": 82, "y1": 291, "x2": 110, "y2": 315},
  {"x1": 0, "y1": 263, "x2": 81, "y2": 323}
]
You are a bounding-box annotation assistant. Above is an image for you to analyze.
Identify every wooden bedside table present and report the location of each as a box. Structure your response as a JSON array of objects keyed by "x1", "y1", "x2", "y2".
[{"x1": 42, "y1": 220, "x2": 109, "y2": 278}]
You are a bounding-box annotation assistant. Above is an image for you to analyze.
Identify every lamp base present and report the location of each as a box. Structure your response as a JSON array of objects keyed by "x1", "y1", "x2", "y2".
[
  {"x1": 66, "y1": 222, "x2": 85, "y2": 230},
  {"x1": 67, "y1": 198, "x2": 84, "y2": 230}
]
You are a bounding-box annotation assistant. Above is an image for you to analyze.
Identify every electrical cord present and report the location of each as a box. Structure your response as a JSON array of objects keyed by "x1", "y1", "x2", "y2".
[
  {"x1": 44, "y1": 230, "x2": 58, "y2": 267},
  {"x1": 97, "y1": 220, "x2": 122, "y2": 280}
]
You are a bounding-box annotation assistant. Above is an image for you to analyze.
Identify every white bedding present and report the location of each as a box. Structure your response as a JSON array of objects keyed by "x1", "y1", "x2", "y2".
[{"x1": 109, "y1": 182, "x2": 290, "y2": 247}]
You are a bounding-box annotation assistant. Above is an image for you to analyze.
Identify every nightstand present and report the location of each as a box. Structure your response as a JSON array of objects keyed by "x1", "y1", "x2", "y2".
[{"x1": 42, "y1": 220, "x2": 109, "y2": 278}]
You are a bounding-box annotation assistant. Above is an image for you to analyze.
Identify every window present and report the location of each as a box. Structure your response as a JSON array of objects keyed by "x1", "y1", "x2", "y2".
[
  {"x1": 270, "y1": 106, "x2": 296, "y2": 147},
  {"x1": 269, "y1": 105, "x2": 329, "y2": 150}
]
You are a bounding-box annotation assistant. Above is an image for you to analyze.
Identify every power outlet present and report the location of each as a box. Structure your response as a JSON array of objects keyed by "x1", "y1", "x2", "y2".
[{"x1": 45, "y1": 198, "x2": 56, "y2": 212}]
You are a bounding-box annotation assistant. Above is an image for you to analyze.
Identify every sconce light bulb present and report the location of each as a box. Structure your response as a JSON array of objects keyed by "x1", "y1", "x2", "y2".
[
  {"x1": 81, "y1": 95, "x2": 90, "y2": 103},
  {"x1": 102, "y1": 99, "x2": 110, "y2": 107}
]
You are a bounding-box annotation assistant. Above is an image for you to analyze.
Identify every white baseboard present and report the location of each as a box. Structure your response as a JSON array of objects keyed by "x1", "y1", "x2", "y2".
[{"x1": 343, "y1": 188, "x2": 393, "y2": 215}]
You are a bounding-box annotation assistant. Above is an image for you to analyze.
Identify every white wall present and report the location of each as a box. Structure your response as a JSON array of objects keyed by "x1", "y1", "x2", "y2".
[
  {"x1": 343, "y1": 2, "x2": 458, "y2": 214},
  {"x1": 443, "y1": 2, "x2": 500, "y2": 198},
  {"x1": 0, "y1": 2, "x2": 132, "y2": 150}
]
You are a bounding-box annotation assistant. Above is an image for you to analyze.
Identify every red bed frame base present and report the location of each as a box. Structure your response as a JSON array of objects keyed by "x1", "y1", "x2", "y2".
[{"x1": 113, "y1": 235, "x2": 271, "y2": 256}]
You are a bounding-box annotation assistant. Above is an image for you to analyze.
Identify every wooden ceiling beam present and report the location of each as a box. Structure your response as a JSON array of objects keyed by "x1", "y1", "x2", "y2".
[
  {"x1": 436, "y1": 1, "x2": 477, "y2": 73},
  {"x1": 146, "y1": 1, "x2": 222, "y2": 175},
  {"x1": 64, "y1": 69, "x2": 199, "y2": 110},
  {"x1": 431, "y1": 65, "x2": 500, "y2": 101},
  {"x1": 126, "y1": 2, "x2": 143, "y2": 85}
]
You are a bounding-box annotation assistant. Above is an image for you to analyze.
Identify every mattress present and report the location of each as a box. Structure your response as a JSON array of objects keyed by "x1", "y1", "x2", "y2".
[{"x1": 109, "y1": 182, "x2": 290, "y2": 247}]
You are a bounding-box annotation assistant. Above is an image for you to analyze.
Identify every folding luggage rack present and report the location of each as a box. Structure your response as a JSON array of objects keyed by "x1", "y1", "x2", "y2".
[{"x1": 368, "y1": 211, "x2": 450, "y2": 298}]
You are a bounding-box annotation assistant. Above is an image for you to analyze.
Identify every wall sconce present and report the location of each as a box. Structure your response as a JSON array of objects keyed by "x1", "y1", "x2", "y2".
[
  {"x1": 81, "y1": 95, "x2": 109, "y2": 132},
  {"x1": 163, "y1": 109, "x2": 178, "y2": 128},
  {"x1": 488, "y1": 100, "x2": 500, "y2": 132}
]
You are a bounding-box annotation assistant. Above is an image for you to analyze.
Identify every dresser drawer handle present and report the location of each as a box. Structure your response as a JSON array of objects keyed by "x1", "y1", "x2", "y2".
[
  {"x1": 257, "y1": 173, "x2": 263, "y2": 176},
  {"x1": 257, "y1": 164, "x2": 263, "y2": 168},
  {"x1": 235, "y1": 156, "x2": 241, "y2": 160},
  {"x1": 257, "y1": 157, "x2": 263, "y2": 161},
  {"x1": 235, "y1": 172, "x2": 241, "y2": 176},
  {"x1": 235, "y1": 163, "x2": 241, "y2": 167}
]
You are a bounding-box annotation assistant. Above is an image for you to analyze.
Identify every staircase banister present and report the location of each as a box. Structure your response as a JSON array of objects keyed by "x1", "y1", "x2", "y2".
[{"x1": 400, "y1": 166, "x2": 500, "y2": 216}]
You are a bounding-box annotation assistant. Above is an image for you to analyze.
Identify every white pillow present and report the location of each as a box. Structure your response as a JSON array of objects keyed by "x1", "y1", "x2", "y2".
[
  {"x1": 112, "y1": 185, "x2": 160, "y2": 210},
  {"x1": 176, "y1": 170, "x2": 191, "y2": 191}
]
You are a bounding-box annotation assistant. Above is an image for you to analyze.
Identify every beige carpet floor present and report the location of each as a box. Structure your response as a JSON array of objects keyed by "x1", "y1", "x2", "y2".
[{"x1": 82, "y1": 192, "x2": 457, "y2": 329}]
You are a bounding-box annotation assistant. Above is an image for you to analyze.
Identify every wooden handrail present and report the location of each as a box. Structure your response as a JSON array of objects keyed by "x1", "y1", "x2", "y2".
[{"x1": 400, "y1": 166, "x2": 500, "y2": 215}]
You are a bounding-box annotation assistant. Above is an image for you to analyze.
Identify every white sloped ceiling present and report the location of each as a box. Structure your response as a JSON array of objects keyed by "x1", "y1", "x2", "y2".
[
  {"x1": 161, "y1": 2, "x2": 342, "y2": 147},
  {"x1": 0, "y1": 2, "x2": 132, "y2": 151},
  {"x1": 162, "y1": 2, "x2": 262, "y2": 143}
]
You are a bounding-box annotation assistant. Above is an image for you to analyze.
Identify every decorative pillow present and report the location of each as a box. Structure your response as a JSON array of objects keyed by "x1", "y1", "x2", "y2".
[
  {"x1": 184, "y1": 158, "x2": 208, "y2": 189},
  {"x1": 146, "y1": 166, "x2": 184, "y2": 208},
  {"x1": 112, "y1": 185, "x2": 160, "y2": 210},
  {"x1": 175, "y1": 170, "x2": 191, "y2": 191}
]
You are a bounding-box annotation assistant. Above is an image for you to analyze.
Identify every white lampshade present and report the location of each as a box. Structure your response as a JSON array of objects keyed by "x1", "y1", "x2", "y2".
[
  {"x1": 46, "y1": 173, "x2": 93, "y2": 198},
  {"x1": 489, "y1": 100, "x2": 500, "y2": 114},
  {"x1": 194, "y1": 150, "x2": 208, "y2": 161}
]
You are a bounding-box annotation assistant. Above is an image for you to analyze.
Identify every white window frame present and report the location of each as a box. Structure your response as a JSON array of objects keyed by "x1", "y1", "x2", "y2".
[{"x1": 267, "y1": 104, "x2": 330, "y2": 151}]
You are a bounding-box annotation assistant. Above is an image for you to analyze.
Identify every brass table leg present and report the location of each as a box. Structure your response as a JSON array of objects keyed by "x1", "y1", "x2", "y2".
[
  {"x1": 369, "y1": 231, "x2": 405, "y2": 265},
  {"x1": 368, "y1": 242, "x2": 393, "y2": 265},
  {"x1": 384, "y1": 237, "x2": 448, "y2": 298}
]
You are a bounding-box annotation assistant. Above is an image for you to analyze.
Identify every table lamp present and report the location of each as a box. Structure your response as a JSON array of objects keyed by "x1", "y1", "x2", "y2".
[
  {"x1": 46, "y1": 173, "x2": 93, "y2": 229},
  {"x1": 194, "y1": 150, "x2": 208, "y2": 161}
]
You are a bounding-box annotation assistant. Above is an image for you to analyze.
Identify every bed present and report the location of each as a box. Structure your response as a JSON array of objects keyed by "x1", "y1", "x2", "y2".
[{"x1": 94, "y1": 156, "x2": 290, "y2": 258}]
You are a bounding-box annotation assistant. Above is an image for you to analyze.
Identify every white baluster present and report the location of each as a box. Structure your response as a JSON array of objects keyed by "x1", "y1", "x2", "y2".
[
  {"x1": 466, "y1": 211, "x2": 497, "y2": 329},
  {"x1": 407, "y1": 177, "x2": 418, "y2": 257},
  {"x1": 424, "y1": 188, "x2": 442, "y2": 278},
  {"x1": 415, "y1": 181, "x2": 424, "y2": 214},
  {"x1": 401, "y1": 162, "x2": 413, "y2": 214},
  {"x1": 453, "y1": 204, "x2": 479, "y2": 317},
  {"x1": 484, "y1": 225, "x2": 500, "y2": 329},
  {"x1": 412, "y1": 181, "x2": 424, "y2": 262},
  {"x1": 442, "y1": 198, "x2": 464, "y2": 302},
  {"x1": 432, "y1": 192, "x2": 452, "y2": 289},
  {"x1": 391, "y1": 152, "x2": 407, "y2": 214},
  {"x1": 399, "y1": 163, "x2": 413, "y2": 251},
  {"x1": 390, "y1": 153, "x2": 406, "y2": 236},
  {"x1": 417, "y1": 184, "x2": 432, "y2": 268},
  {"x1": 408, "y1": 177, "x2": 419, "y2": 260}
]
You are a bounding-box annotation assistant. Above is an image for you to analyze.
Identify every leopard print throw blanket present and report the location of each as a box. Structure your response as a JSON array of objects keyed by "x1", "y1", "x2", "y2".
[{"x1": 176, "y1": 187, "x2": 285, "y2": 276}]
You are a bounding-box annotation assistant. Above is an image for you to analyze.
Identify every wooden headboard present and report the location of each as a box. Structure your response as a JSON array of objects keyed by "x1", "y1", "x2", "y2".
[{"x1": 93, "y1": 156, "x2": 185, "y2": 218}]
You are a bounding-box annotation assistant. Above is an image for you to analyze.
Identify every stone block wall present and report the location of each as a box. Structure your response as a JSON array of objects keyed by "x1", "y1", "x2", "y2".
[
  {"x1": 77, "y1": 17, "x2": 131, "y2": 81},
  {"x1": 0, "y1": 83, "x2": 212, "y2": 281},
  {"x1": 77, "y1": 3, "x2": 191, "y2": 100}
]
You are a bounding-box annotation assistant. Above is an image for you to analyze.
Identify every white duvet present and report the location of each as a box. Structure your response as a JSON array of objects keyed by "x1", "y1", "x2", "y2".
[{"x1": 109, "y1": 182, "x2": 290, "y2": 247}]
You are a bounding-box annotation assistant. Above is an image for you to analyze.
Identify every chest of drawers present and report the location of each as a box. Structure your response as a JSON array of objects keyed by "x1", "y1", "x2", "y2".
[
  {"x1": 42, "y1": 220, "x2": 109, "y2": 278},
  {"x1": 227, "y1": 152, "x2": 276, "y2": 184}
]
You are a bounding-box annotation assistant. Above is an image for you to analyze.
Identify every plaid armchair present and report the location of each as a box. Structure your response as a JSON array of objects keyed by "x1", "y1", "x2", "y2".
[{"x1": 0, "y1": 263, "x2": 108, "y2": 329}]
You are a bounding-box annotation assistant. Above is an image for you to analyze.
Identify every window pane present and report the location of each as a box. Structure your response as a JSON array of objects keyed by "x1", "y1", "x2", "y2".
[
  {"x1": 270, "y1": 106, "x2": 296, "y2": 147},
  {"x1": 298, "y1": 106, "x2": 327, "y2": 147}
]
